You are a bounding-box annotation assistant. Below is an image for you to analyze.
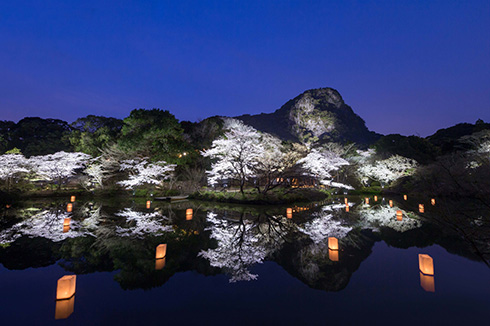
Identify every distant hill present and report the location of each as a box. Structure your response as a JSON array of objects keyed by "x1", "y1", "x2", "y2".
[{"x1": 235, "y1": 87, "x2": 380, "y2": 145}]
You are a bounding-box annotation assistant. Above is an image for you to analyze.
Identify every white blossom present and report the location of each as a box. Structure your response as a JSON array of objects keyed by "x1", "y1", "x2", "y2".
[
  {"x1": 357, "y1": 155, "x2": 418, "y2": 186},
  {"x1": 115, "y1": 208, "x2": 172, "y2": 238},
  {"x1": 117, "y1": 159, "x2": 175, "y2": 189},
  {"x1": 297, "y1": 148, "x2": 350, "y2": 187}
]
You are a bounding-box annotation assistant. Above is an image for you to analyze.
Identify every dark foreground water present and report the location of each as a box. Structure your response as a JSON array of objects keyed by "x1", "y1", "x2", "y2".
[{"x1": 0, "y1": 196, "x2": 488, "y2": 325}]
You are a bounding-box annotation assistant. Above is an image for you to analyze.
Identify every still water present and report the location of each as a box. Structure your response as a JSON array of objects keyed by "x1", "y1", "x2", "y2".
[{"x1": 0, "y1": 196, "x2": 489, "y2": 325}]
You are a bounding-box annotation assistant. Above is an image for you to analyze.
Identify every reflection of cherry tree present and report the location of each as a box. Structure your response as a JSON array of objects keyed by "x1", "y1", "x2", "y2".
[
  {"x1": 115, "y1": 208, "x2": 172, "y2": 238},
  {"x1": 0, "y1": 210, "x2": 90, "y2": 245},
  {"x1": 298, "y1": 209, "x2": 352, "y2": 244},
  {"x1": 358, "y1": 205, "x2": 421, "y2": 233},
  {"x1": 199, "y1": 212, "x2": 287, "y2": 282}
]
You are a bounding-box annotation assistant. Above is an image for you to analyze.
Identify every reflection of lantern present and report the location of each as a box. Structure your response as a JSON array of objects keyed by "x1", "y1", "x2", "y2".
[
  {"x1": 63, "y1": 225, "x2": 70, "y2": 233},
  {"x1": 344, "y1": 198, "x2": 348, "y2": 204},
  {"x1": 419, "y1": 204, "x2": 424, "y2": 213},
  {"x1": 66, "y1": 204, "x2": 73, "y2": 213},
  {"x1": 389, "y1": 200, "x2": 393, "y2": 208},
  {"x1": 419, "y1": 272, "x2": 435, "y2": 292},
  {"x1": 155, "y1": 257, "x2": 166, "y2": 270},
  {"x1": 431, "y1": 198, "x2": 436, "y2": 206},
  {"x1": 146, "y1": 201, "x2": 151, "y2": 209},
  {"x1": 328, "y1": 237, "x2": 339, "y2": 250},
  {"x1": 374, "y1": 196, "x2": 378, "y2": 202},
  {"x1": 396, "y1": 210, "x2": 403, "y2": 221},
  {"x1": 345, "y1": 205, "x2": 349, "y2": 212},
  {"x1": 287, "y1": 212, "x2": 293, "y2": 219},
  {"x1": 56, "y1": 275, "x2": 77, "y2": 300},
  {"x1": 365, "y1": 198, "x2": 369, "y2": 205},
  {"x1": 55, "y1": 296, "x2": 75, "y2": 320},
  {"x1": 63, "y1": 218, "x2": 71, "y2": 226},
  {"x1": 329, "y1": 249, "x2": 339, "y2": 262},
  {"x1": 418, "y1": 254, "x2": 434, "y2": 275},
  {"x1": 155, "y1": 244, "x2": 167, "y2": 259},
  {"x1": 403, "y1": 195, "x2": 408, "y2": 201},
  {"x1": 70, "y1": 196, "x2": 76, "y2": 202}
]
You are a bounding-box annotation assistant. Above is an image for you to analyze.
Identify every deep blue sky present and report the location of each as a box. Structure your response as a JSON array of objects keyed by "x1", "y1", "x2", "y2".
[{"x1": 1, "y1": 0, "x2": 489, "y2": 136}]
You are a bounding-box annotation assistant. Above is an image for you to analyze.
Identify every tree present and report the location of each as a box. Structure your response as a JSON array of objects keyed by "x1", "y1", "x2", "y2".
[
  {"x1": 0, "y1": 153, "x2": 30, "y2": 191},
  {"x1": 69, "y1": 115, "x2": 123, "y2": 156},
  {"x1": 202, "y1": 118, "x2": 263, "y2": 193},
  {"x1": 357, "y1": 154, "x2": 418, "y2": 187},
  {"x1": 29, "y1": 151, "x2": 91, "y2": 190},
  {"x1": 117, "y1": 159, "x2": 176, "y2": 190}
]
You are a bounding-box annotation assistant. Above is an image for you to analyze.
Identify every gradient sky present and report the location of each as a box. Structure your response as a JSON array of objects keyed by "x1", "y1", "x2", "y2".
[{"x1": 1, "y1": 0, "x2": 489, "y2": 136}]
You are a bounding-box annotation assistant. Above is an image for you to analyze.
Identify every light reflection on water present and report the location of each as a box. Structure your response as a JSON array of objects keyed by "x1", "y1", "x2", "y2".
[{"x1": 0, "y1": 196, "x2": 489, "y2": 324}]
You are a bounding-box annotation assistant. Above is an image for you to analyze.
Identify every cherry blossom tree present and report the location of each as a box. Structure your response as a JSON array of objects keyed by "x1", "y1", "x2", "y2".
[
  {"x1": 0, "y1": 153, "x2": 31, "y2": 191},
  {"x1": 357, "y1": 154, "x2": 418, "y2": 187},
  {"x1": 29, "y1": 151, "x2": 91, "y2": 190},
  {"x1": 117, "y1": 159, "x2": 175, "y2": 189}
]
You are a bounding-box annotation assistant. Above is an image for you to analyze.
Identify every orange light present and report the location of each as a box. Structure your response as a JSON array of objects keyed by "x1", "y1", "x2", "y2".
[
  {"x1": 155, "y1": 257, "x2": 166, "y2": 270},
  {"x1": 396, "y1": 210, "x2": 403, "y2": 221},
  {"x1": 286, "y1": 208, "x2": 293, "y2": 215},
  {"x1": 419, "y1": 204, "x2": 425, "y2": 213},
  {"x1": 403, "y1": 195, "x2": 408, "y2": 201},
  {"x1": 186, "y1": 208, "x2": 193, "y2": 220},
  {"x1": 55, "y1": 296, "x2": 75, "y2": 320},
  {"x1": 419, "y1": 272, "x2": 435, "y2": 292},
  {"x1": 418, "y1": 254, "x2": 434, "y2": 275},
  {"x1": 70, "y1": 196, "x2": 76, "y2": 202},
  {"x1": 329, "y1": 249, "x2": 339, "y2": 262},
  {"x1": 389, "y1": 200, "x2": 393, "y2": 208},
  {"x1": 63, "y1": 218, "x2": 71, "y2": 226},
  {"x1": 56, "y1": 275, "x2": 76, "y2": 300},
  {"x1": 374, "y1": 196, "x2": 378, "y2": 202},
  {"x1": 286, "y1": 213, "x2": 293, "y2": 219},
  {"x1": 155, "y1": 244, "x2": 167, "y2": 259},
  {"x1": 344, "y1": 198, "x2": 348, "y2": 204},
  {"x1": 6, "y1": 204, "x2": 11, "y2": 209},
  {"x1": 345, "y1": 205, "x2": 349, "y2": 212},
  {"x1": 146, "y1": 201, "x2": 151, "y2": 209},
  {"x1": 431, "y1": 198, "x2": 436, "y2": 206},
  {"x1": 63, "y1": 225, "x2": 70, "y2": 233},
  {"x1": 66, "y1": 204, "x2": 72, "y2": 213},
  {"x1": 365, "y1": 198, "x2": 369, "y2": 205},
  {"x1": 328, "y1": 237, "x2": 339, "y2": 250}
]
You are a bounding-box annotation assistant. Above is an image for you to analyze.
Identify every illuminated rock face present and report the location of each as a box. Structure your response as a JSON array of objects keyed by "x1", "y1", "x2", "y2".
[{"x1": 235, "y1": 87, "x2": 379, "y2": 145}]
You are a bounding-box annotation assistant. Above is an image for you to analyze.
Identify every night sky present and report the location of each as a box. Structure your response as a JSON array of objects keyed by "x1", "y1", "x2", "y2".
[{"x1": 1, "y1": 0, "x2": 489, "y2": 136}]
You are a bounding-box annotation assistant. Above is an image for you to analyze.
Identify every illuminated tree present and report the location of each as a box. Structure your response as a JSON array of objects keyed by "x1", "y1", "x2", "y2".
[
  {"x1": 0, "y1": 153, "x2": 30, "y2": 191},
  {"x1": 117, "y1": 159, "x2": 175, "y2": 189},
  {"x1": 357, "y1": 154, "x2": 418, "y2": 187}
]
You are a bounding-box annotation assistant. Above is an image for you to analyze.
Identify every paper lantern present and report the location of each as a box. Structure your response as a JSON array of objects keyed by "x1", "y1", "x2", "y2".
[
  {"x1": 374, "y1": 196, "x2": 378, "y2": 202},
  {"x1": 286, "y1": 208, "x2": 293, "y2": 215},
  {"x1": 186, "y1": 208, "x2": 193, "y2": 220},
  {"x1": 56, "y1": 275, "x2": 76, "y2": 300},
  {"x1": 66, "y1": 204, "x2": 73, "y2": 213},
  {"x1": 344, "y1": 198, "x2": 348, "y2": 204},
  {"x1": 328, "y1": 237, "x2": 339, "y2": 250},
  {"x1": 403, "y1": 195, "x2": 408, "y2": 201},
  {"x1": 329, "y1": 249, "x2": 339, "y2": 262},
  {"x1": 155, "y1": 244, "x2": 167, "y2": 259},
  {"x1": 63, "y1": 225, "x2": 70, "y2": 233},
  {"x1": 419, "y1": 204, "x2": 425, "y2": 213},
  {"x1": 431, "y1": 198, "x2": 436, "y2": 206},
  {"x1": 389, "y1": 200, "x2": 393, "y2": 208},
  {"x1": 396, "y1": 210, "x2": 403, "y2": 221},
  {"x1": 55, "y1": 296, "x2": 75, "y2": 320},
  {"x1": 155, "y1": 257, "x2": 166, "y2": 270},
  {"x1": 418, "y1": 254, "x2": 434, "y2": 275},
  {"x1": 419, "y1": 272, "x2": 435, "y2": 292},
  {"x1": 345, "y1": 205, "x2": 349, "y2": 212},
  {"x1": 146, "y1": 201, "x2": 151, "y2": 209},
  {"x1": 365, "y1": 198, "x2": 369, "y2": 205},
  {"x1": 6, "y1": 204, "x2": 11, "y2": 209},
  {"x1": 70, "y1": 196, "x2": 76, "y2": 202}
]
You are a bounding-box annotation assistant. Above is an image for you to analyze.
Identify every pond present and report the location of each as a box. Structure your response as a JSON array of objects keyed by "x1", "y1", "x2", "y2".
[{"x1": 0, "y1": 196, "x2": 489, "y2": 325}]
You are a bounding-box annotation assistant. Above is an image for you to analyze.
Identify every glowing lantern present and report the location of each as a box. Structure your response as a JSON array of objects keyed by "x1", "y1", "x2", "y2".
[
  {"x1": 63, "y1": 218, "x2": 71, "y2": 226},
  {"x1": 396, "y1": 210, "x2": 403, "y2": 221},
  {"x1": 344, "y1": 198, "x2": 348, "y2": 205},
  {"x1": 329, "y1": 249, "x2": 339, "y2": 262},
  {"x1": 146, "y1": 201, "x2": 151, "y2": 209},
  {"x1": 55, "y1": 296, "x2": 75, "y2": 320},
  {"x1": 345, "y1": 205, "x2": 349, "y2": 212},
  {"x1": 418, "y1": 254, "x2": 434, "y2": 275},
  {"x1": 419, "y1": 204, "x2": 425, "y2": 213},
  {"x1": 70, "y1": 196, "x2": 76, "y2": 202},
  {"x1": 286, "y1": 208, "x2": 293, "y2": 215},
  {"x1": 419, "y1": 272, "x2": 435, "y2": 292},
  {"x1": 155, "y1": 257, "x2": 166, "y2": 270},
  {"x1": 186, "y1": 208, "x2": 193, "y2": 220},
  {"x1": 56, "y1": 275, "x2": 76, "y2": 300},
  {"x1": 389, "y1": 200, "x2": 393, "y2": 208},
  {"x1": 155, "y1": 244, "x2": 167, "y2": 259},
  {"x1": 374, "y1": 196, "x2": 378, "y2": 202},
  {"x1": 431, "y1": 198, "x2": 436, "y2": 206},
  {"x1": 365, "y1": 198, "x2": 369, "y2": 205},
  {"x1": 403, "y1": 195, "x2": 408, "y2": 200},
  {"x1": 66, "y1": 204, "x2": 73, "y2": 213},
  {"x1": 328, "y1": 237, "x2": 339, "y2": 250},
  {"x1": 6, "y1": 204, "x2": 11, "y2": 208}
]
